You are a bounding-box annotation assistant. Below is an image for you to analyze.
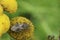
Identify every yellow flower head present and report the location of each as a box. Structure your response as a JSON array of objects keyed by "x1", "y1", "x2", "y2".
[
  {"x1": 8, "y1": 17, "x2": 34, "y2": 40},
  {"x1": 0, "y1": 0, "x2": 18, "y2": 13},
  {"x1": 0, "y1": 14, "x2": 10, "y2": 37}
]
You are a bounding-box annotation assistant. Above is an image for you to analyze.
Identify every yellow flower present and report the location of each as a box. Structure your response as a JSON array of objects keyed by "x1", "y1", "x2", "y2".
[
  {"x1": 8, "y1": 17, "x2": 34, "y2": 40},
  {"x1": 0, "y1": 14, "x2": 10, "y2": 37},
  {"x1": 0, "y1": 0, "x2": 18, "y2": 13},
  {"x1": 0, "y1": 5, "x2": 3, "y2": 15}
]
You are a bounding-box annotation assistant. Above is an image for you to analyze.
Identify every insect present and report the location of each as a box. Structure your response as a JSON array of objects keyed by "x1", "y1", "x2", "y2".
[{"x1": 11, "y1": 22, "x2": 29, "y2": 32}]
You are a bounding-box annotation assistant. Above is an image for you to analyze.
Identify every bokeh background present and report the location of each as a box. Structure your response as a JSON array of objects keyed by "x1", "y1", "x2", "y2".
[{"x1": 0, "y1": 0, "x2": 60, "y2": 40}]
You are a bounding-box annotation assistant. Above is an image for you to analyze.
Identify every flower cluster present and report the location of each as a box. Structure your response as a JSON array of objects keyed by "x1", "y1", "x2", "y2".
[{"x1": 0, "y1": 0, "x2": 17, "y2": 37}]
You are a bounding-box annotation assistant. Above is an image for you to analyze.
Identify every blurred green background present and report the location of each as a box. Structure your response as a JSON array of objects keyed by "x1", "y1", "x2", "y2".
[{"x1": 0, "y1": 0, "x2": 60, "y2": 40}]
